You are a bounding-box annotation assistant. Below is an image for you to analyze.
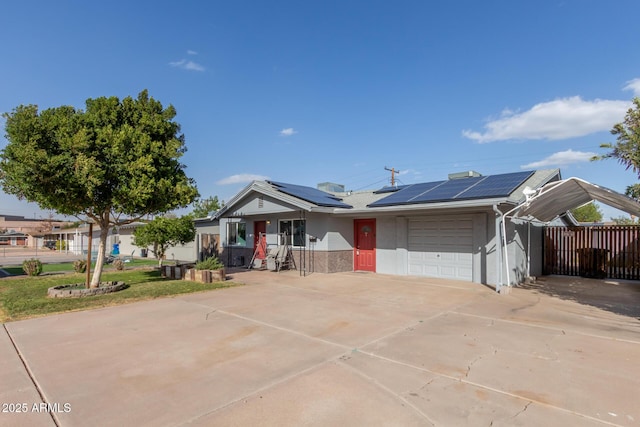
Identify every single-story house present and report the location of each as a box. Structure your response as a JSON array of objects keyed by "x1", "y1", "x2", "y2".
[
  {"x1": 0, "y1": 230, "x2": 28, "y2": 246},
  {"x1": 215, "y1": 168, "x2": 640, "y2": 291},
  {"x1": 50, "y1": 225, "x2": 118, "y2": 255}
]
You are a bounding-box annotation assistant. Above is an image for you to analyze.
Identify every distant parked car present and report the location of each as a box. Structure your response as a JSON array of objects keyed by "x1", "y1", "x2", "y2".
[{"x1": 43, "y1": 241, "x2": 56, "y2": 250}]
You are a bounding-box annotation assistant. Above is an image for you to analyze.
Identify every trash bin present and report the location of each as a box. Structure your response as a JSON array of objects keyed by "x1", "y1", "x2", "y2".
[
  {"x1": 140, "y1": 248, "x2": 148, "y2": 258},
  {"x1": 112, "y1": 243, "x2": 120, "y2": 255},
  {"x1": 576, "y1": 248, "x2": 609, "y2": 278}
]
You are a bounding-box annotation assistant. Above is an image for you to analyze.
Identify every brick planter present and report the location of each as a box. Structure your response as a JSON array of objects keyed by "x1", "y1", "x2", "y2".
[{"x1": 184, "y1": 268, "x2": 226, "y2": 283}]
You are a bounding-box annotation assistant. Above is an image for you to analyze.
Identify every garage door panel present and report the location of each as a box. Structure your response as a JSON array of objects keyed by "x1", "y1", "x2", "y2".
[{"x1": 408, "y1": 217, "x2": 473, "y2": 282}]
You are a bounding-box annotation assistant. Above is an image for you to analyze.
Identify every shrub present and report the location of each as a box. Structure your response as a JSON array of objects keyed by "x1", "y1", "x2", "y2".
[
  {"x1": 55, "y1": 240, "x2": 67, "y2": 251},
  {"x1": 195, "y1": 257, "x2": 224, "y2": 270},
  {"x1": 73, "y1": 259, "x2": 87, "y2": 273},
  {"x1": 22, "y1": 258, "x2": 43, "y2": 276},
  {"x1": 113, "y1": 259, "x2": 125, "y2": 271}
]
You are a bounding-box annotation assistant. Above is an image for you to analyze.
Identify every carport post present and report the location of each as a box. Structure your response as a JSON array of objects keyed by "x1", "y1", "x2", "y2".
[{"x1": 500, "y1": 202, "x2": 528, "y2": 292}]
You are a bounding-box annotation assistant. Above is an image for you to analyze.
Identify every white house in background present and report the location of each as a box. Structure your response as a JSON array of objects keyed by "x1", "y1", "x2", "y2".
[
  {"x1": 48, "y1": 218, "x2": 220, "y2": 263},
  {"x1": 117, "y1": 217, "x2": 220, "y2": 262},
  {"x1": 50, "y1": 224, "x2": 116, "y2": 255}
]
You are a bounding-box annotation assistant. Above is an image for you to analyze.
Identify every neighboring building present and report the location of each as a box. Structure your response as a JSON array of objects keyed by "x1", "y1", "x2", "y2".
[
  {"x1": 46, "y1": 218, "x2": 219, "y2": 263},
  {"x1": 0, "y1": 230, "x2": 28, "y2": 246},
  {"x1": 214, "y1": 169, "x2": 640, "y2": 289},
  {"x1": 117, "y1": 218, "x2": 220, "y2": 262},
  {"x1": 49, "y1": 224, "x2": 117, "y2": 255},
  {"x1": 0, "y1": 214, "x2": 73, "y2": 247}
]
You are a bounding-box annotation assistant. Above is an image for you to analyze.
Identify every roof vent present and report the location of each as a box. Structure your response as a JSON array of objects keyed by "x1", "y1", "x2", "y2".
[
  {"x1": 317, "y1": 182, "x2": 345, "y2": 192},
  {"x1": 448, "y1": 171, "x2": 482, "y2": 180}
]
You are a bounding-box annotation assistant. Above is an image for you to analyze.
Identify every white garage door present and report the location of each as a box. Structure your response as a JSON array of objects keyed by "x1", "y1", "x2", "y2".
[{"x1": 408, "y1": 217, "x2": 473, "y2": 281}]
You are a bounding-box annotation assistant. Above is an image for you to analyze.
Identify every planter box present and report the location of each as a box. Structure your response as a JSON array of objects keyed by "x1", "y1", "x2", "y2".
[
  {"x1": 184, "y1": 268, "x2": 226, "y2": 283},
  {"x1": 162, "y1": 264, "x2": 190, "y2": 279}
]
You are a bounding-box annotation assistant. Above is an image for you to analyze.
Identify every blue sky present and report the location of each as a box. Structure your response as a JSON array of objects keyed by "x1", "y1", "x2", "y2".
[{"x1": 1, "y1": 0, "x2": 640, "y2": 221}]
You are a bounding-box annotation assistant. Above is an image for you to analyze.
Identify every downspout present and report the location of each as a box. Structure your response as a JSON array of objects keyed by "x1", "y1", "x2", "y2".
[
  {"x1": 502, "y1": 211, "x2": 509, "y2": 289},
  {"x1": 492, "y1": 205, "x2": 503, "y2": 293},
  {"x1": 527, "y1": 222, "x2": 531, "y2": 278}
]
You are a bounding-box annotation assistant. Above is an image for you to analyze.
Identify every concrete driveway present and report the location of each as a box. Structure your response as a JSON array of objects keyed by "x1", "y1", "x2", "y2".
[{"x1": 2, "y1": 270, "x2": 639, "y2": 426}]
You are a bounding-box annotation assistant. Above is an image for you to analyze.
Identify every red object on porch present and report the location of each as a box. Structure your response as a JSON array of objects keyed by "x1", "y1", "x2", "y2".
[
  {"x1": 254, "y1": 221, "x2": 267, "y2": 259},
  {"x1": 256, "y1": 234, "x2": 267, "y2": 260}
]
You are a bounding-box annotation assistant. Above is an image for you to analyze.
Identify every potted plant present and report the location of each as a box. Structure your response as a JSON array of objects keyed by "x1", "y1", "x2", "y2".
[{"x1": 185, "y1": 257, "x2": 225, "y2": 283}]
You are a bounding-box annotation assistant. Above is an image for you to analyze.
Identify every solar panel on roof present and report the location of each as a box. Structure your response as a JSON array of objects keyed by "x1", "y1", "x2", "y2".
[
  {"x1": 368, "y1": 181, "x2": 445, "y2": 207},
  {"x1": 410, "y1": 175, "x2": 485, "y2": 203},
  {"x1": 373, "y1": 185, "x2": 409, "y2": 194},
  {"x1": 268, "y1": 181, "x2": 352, "y2": 208},
  {"x1": 456, "y1": 171, "x2": 534, "y2": 199},
  {"x1": 368, "y1": 171, "x2": 536, "y2": 207}
]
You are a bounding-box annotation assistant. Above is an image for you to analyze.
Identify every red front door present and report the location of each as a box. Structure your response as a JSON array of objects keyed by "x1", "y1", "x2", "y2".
[
  {"x1": 354, "y1": 219, "x2": 376, "y2": 272},
  {"x1": 254, "y1": 221, "x2": 267, "y2": 259}
]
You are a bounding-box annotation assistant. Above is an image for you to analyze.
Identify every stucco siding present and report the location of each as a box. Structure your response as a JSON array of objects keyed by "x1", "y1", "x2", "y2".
[{"x1": 376, "y1": 216, "x2": 399, "y2": 275}]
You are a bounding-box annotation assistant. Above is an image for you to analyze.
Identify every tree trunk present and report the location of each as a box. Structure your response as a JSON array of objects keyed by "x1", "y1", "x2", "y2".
[
  {"x1": 156, "y1": 243, "x2": 164, "y2": 268},
  {"x1": 90, "y1": 224, "x2": 110, "y2": 288}
]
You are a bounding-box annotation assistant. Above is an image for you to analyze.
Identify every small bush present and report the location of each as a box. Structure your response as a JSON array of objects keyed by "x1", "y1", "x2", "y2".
[
  {"x1": 113, "y1": 259, "x2": 125, "y2": 271},
  {"x1": 195, "y1": 257, "x2": 224, "y2": 270},
  {"x1": 73, "y1": 259, "x2": 87, "y2": 273},
  {"x1": 55, "y1": 240, "x2": 67, "y2": 251},
  {"x1": 22, "y1": 258, "x2": 43, "y2": 276}
]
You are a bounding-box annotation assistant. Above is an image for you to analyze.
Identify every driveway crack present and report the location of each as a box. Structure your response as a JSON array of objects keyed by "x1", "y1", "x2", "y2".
[
  {"x1": 465, "y1": 354, "x2": 484, "y2": 378},
  {"x1": 512, "y1": 401, "x2": 532, "y2": 420},
  {"x1": 3, "y1": 324, "x2": 59, "y2": 427}
]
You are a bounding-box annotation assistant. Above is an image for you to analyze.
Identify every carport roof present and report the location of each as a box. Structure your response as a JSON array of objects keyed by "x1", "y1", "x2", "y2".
[{"x1": 516, "y1": 177, "x2": 640, "y2": 222}]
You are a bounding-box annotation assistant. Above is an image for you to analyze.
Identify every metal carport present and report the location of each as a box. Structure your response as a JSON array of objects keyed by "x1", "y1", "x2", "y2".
[{"x1": 499, "y1": 177, "x2": 640, "y2": 291}]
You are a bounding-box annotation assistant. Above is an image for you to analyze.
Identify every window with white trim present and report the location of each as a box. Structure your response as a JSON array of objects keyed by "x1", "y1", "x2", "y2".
[
  {"x1": 279, "y1": 219, "x2": 306, "y2": 247},
  {"x1": 227, "y1": 222, "x2": 246, "y2": 246}
]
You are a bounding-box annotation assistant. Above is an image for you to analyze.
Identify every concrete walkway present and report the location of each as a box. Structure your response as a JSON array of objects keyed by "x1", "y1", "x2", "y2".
[{"x1": 1, "y1": 270, "x2": 639, "y2": 426}]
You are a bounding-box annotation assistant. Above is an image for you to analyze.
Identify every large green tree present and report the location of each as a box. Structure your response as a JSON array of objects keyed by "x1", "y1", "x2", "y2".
[
  {"x1": 0, "y1": 90, "x2": 199, "y2": 287},
  {"x1": 132, "y1": 216, "x2": 196, "y2": 267}
]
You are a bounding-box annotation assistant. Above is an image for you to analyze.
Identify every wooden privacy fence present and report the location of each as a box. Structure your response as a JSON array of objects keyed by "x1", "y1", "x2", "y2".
[{"x1": 544, "y1": 226, "x2": 640, "y2": 280}]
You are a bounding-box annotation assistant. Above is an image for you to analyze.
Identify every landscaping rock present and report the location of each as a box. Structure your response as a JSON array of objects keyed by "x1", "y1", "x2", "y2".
[{"x1": 47, "y1": 281, "x2": 127, "y2": 298}]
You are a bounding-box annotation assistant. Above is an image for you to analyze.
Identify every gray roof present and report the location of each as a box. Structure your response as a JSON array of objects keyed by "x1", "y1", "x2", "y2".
[{"x1": 216, "y1": 169, "x2": 562, "y2": 217}]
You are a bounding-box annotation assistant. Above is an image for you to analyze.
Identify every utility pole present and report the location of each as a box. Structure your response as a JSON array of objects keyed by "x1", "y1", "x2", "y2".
[{"x1": 384, "y1": 166, "x2": 400, "y2": 187}]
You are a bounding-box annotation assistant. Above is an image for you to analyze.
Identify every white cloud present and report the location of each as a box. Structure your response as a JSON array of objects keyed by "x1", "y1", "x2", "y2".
[
  {"x1": 399, "y1": 168, "x2": 422, "y2": 178},
  {"x1": 279, "y1": 128, "x2": 297, "y2": 136},
  {"x1": 187, "y1": 50, "x2": 198, "y2": 55},
  {"x1": 169, "y1": 59, "x2": 205, "y2": 72},
  {"x1": 520, "y1": 149, "x2": 597, "y2": 169},
  {"x1": 624, "y1": 78, "x2": 640, "y2": 97},
  {"x1": 216, "y1": 173, "x2": 269, "y2": 185},
  {"x1": 463, "y1": 96, "x2": 630, "y2": 143}
]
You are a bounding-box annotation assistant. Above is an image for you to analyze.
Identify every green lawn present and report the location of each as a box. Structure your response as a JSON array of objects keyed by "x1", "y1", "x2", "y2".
[{"x1": 0, "y1": 268, "x2": 236, "y2": 322}]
